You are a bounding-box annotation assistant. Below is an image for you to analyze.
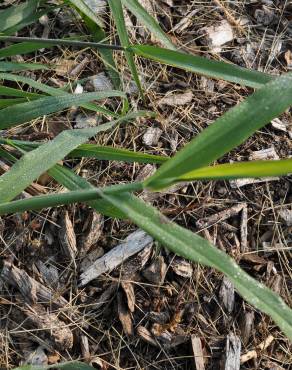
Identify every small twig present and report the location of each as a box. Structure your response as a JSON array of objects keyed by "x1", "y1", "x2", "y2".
[
  {"x1": 0, "y1": 36, "x2": 126, "y2": 51},
  {"x1": 240, "y1": 335, "x2": 275, "y2": 364}
]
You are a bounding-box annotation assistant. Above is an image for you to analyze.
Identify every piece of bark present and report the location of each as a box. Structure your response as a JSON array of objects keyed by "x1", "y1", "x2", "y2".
[
  {"x1": 80, "y1": 333, "x2": 90, "y2": 360},
  {"x1": 201, "y1": 20, "x2": 234, "y2": 53},
  {"x1": 172, "y1": 9, "x2": 200, "y2": 33},
  {"x1": 22, "y1": 304, "x2": 73, "y2": 350},
  {"x1": 58, "y1": 211, "x2": 77, "y2": 263},
  {"x1": 79, "y1": 230, "x2": 153, "y2": 286},
  {"x1": 35, "y1": 261, "x2": 59, "y2": 290},
  {"x1": 1, "y1": 261, "x2": 69, "y2": 310},
  {"x1": 142, "y1": 127, "x2": 162, "y2": 146},
  {"x1": 240, "y1": 335, "x2": 274, "y2": 364},
  {"x1": 117, "y1": 291, "x2": 133, "y2": 336},
  {"x1": 240, "y1": 206, "x2": 248, "y2": 252},
  {"x1": 142, "y1": 256, "x2": 167, "y2": 285},
  {"x1": 80, "y1": 247, "x2": 104, "y2": 273},
  {"x1": 239, "y1": 310, "x2": 254, "y2": 345},
  {"x1": 23, "y1": 346, "x2": 48, "y2": 366},
  {"x1": 149, "y1": 311, "x2": 170, "y2": 324},
  {"x1": 249, "y1": 147, "x2": 279, "y2": 161},
  {"x1": 79, "y1": 212, "x2": 104, "y2": 257},
  {"x1": 197, "y1": 204, "x2": 246, "y2": 229},
  {"x1": 278, "y1": 208, "x2": 292, "y2": 226},
  {"x1": 137, "y1": 325, "x2": 158, "y2": 347},
  {"x1": 219, "y1": 277, "x2": 234, "y2": 314},
  {"x1": 230, "y1": 177, "x2": 279, "y2": 188},
  {"x1": 158, "y1": 91, "x2": 193, "y2": 107},
  {"x1": 91, "y1": 282, "x2": 118, "y2": 310},
  {"x1": 69, "y1": 57, "x2": 89, "y2": 77},
  {"x1": 191, "y1": 336, "x2": 205, "y2": 370},
  {"x1": 121, "y1": 282, "x2": 135, "y2": 313},
  {"x1": 118, "y1": 243, "x2": 152, "y2": 279},
  {"x1": 224, "y1": 334, "x2": 241, "y2": 370},
  {"x1": 171, "y1": 258, "x2": 193, "y2": 278}
]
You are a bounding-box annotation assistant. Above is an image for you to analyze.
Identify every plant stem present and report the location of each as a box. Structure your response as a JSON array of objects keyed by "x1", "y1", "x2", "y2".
[{"x1": 0, "y1": 36, "x2": 126, "y2": 51}]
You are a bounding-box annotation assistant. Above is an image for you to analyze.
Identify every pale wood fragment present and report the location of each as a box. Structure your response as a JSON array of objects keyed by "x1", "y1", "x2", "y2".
[
  {"x1": 240, "y1": 335, "x2": 274, "y2": 364},
  {"x1": 191, "y1": 336, "x2": 205, "y2": 370},
  {"x1": 224, "y1": 334, "x2": 241, "y2": 370}
]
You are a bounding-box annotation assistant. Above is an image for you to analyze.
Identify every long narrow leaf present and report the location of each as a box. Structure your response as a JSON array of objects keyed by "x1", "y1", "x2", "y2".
[
  {"x1": 121, "y1": 0, "x2": 175, "y2": 50},
  {"x1": 0, "y1": 0, "x2": 38, "y2": 33},
  {"x1": 0, "y1": 183, "x2": 142, "y2": 215},
  {"x1": 0, "y1": 72, "x2": 118, "y2": 117},
  {"x1": 0, "y1": 61, "x2": 49, "y2": 72},
  {"x1": 0, "y1": 110, "x2": 151, "y2": 202},
  {"x1": 108, "y1": 0, "x2": 144, "y2": 98},
  {"x1": 0, "y1": 41, "x2": 51, "y2": 59},
  {"x1": 179, "y1": 159, "x2": 292, "y2": 181},
  {"x1": 0, "y1": 85, "x2": 41, "y2": 98},
  {"x1": 98, "y1": 192, "x2": 292, "y2": 339},
  {"x1": 131, "y1": 45, "x2": 273, "y2": 88},
  {"x1": 0, "y1": 90, "x2": 125, "y2": 130},
  {"x1": 145, "y1": 73, "x2": 292, "y2": 190},
  {"x1": 65, "y1": 0, "x2": 104, "y2": 28}
]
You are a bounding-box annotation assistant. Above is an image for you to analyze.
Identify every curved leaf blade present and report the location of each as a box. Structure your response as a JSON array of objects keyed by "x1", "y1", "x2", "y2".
[
  {"x1": 131, "y1": 45, "x2": 273, "y2": 88},
  {"x1": 121, "y1": 0, "x2": 175, "y2": 50},
  {"x1": 145, "y1": 73, "x2": 292, "y2": 190},
  {"x1": 98, "y1": 192, "x2": 292, "y2": 339},
  {"x1": 0, "y1": 90, "x2": 125, "y2": 129}
]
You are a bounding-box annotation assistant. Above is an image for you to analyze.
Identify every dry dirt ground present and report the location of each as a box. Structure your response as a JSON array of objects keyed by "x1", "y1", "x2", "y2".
[{"x1": 0, "y1": 0, "x2": 292, "y2": 369}]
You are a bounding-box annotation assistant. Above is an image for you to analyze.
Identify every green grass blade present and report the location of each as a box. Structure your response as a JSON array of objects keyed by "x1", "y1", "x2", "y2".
[
  {"x1": 145, "y1": 73, "x2": 292, "y2": 190},
  {"x1": 0, "y1": 61, "x2": 49, "y2": 71},
  {"x1": 108, "y1": 0, "x2": 144, "y2": 98},
  {"x1": 0, "y1": 72, "x2": 118, "y2": 117},
  {"x1": 0, "y1": 183, "x2": 142, "y2": 215},
  {"x1": 0, "y1": 90, "x2": 125, "y2": 130},
  {"x1": 0, "y1": 110, "x2": 152, "y2": 202},
  {"x1": 14, "y1": 360, "x2": 95, "y2": 370},
  {"x1": 0, "y1": 98, "x2": 27, "y2": 108},
  {"x1": 121, "y1": 0, "x2": 175, "y2": 50},
  {"x1": 48, "y1": 165, "x2": 125, "y2": 218},
  {"x1": 179, "y1": 159, "x2": 292, "y2": 181},
  {"x1": 0, "y1": 0, "x2": 38, "y2": 33},
  {"x1": 69, "y1": 144, "x2": 168, "y2": 163},
  {"x1": 0, "y1": 85, "x2": 41, "y2": 98},
  {"x1": 98, "y1": 192, "x2": 292, "y2": 339},
  {"x1": 0, "y1": 41, "x2": 49, "y2": 59},
  {"x1": 131, "y1": 45, "x2": 273, "y2": 88},
  {"x1": 65, "y1": 0, "x2": 104, "y2": 28}
]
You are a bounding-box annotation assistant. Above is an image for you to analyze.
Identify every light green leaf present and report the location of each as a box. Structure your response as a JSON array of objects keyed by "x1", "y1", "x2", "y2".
[
  {"x1": 145, "y1": 73, "x2": 292, "y2": 190},
  {"x1": 0, "y1": 182, "x2": 142, "y2": 215},
  {"x1": 121, "y1": 0, "x2": 175, "y2": 50},
  {"x1": 179, "y1": 159, "x2": 292, "y2": 181},
  {"x1": 108, "y1": 0, "x2": 144, "y2": 98},
  {"x1": 131, "y1": 45, "x2": 273, "y2": 88},
  {"x1": 0, "y1": 98, "x2": 27, "y2": 108},
  {"x1": 98, "y1": 191, "x2": 292, "y2": 339},
  {"x1": 0, "y1": 110, "x2": 151, "y2": 202},
  {"x1": 65, "y1": 0, "x2": 104, "y2": 28},
  {"x1": 0, "y1": 61, "x2": 49, "y2": 71},
  {"x1": 0, "y1": 72, "x2": 118, "y2": 117},
  {"x1": 0, "y1": 90, "x2": 125, "y2": 129}
]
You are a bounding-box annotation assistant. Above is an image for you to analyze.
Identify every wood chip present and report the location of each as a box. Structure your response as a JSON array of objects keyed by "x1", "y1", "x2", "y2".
[
  {"x1": 278, "y1": 208, "x2": 292, "y2": 226},
  {"x1": 80, "y1": 247, "x2": 104, "y2": 273},
  {"x1": 58, "y1": 211, "x2": 77, "y2": 263},
  {"x1": 79, "y1": 212, "x2": 104, "y2": 257},
  {"x1": 240, "y1": 335, "x2": 274, "y2": 364},
  {"x1": 249, "y1": 147, "x2": 279, "y2": 161},
  {"x1": 239, "y1": 310, "x2": 254, "y2": 345},
  {"x1": 142, "y1": 127, "x2": 162, "y2": 146},
  {"x1": 158, "y1": 91, "x2": 193, "y2": 107},
  {"x1": 137, "y1": 325, "x2": 158, "y2": 347},
  {"x1": 240, "y1": 205, "x2": 248, "y2": 253},
  {"x1": 172, "y1": 9, "x2": 200, "y2": 33},
  {"x1": 142, "y1": 256, "x2": 167, "y2": 285},
  {"x1": 121, "y1": 282, "x2": 135, "y2": 313},
  {"x1": 22, "y1": 304, "x2": 73, "y2": 350},
  {"x1": 1, "y1": 261, "x2": 69, "y2": 310},
  {"x1": 23, "y1": 346, "x2": 48, "y2": 366},
  {"x1": 79, "y1": 230, "x2": 153, "y2": 286},
  {"x1": 219, "y1": 277, "x2": 234, "y2": 314},
  {"x1": 171, "y1": 258, "x2": 193, "y2": 278},
  {"x1": 117, "y1": 291, "x2": 133, "y2": 336},
  {"x1": 197, "y1": 203, "x2": 246, "y2": 229},
  {"x1": 87, "y1": 72, "x2": 113, "y2": 92},
  {"x1": 224, "y1": 334, "x2": 241, "y2": 370},
  {"x1": 69, "y1": 57, "x2": 89, "y2": 77},
  {"x1": 201, "y1": 20, "x2": 234, "y2": 53},
  {"x1": 191, "y1": 336, "x2": 205, "y2": 370}
]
